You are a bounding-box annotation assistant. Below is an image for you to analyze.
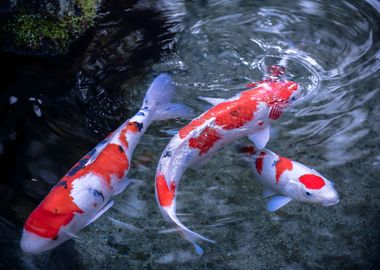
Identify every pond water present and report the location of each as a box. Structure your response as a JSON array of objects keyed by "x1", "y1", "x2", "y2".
[{"x1": 1, "y1": 0, "x2": 379, "y2": 269}]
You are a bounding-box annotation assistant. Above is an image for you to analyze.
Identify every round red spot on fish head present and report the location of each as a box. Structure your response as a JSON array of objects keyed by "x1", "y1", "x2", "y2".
[{"x1": 299, "y1": 174, "x2": 325, "y2": 189}]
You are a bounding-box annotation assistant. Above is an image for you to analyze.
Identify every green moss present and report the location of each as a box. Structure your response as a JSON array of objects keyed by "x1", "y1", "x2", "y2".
[
  {"x1": 78, "y1": 0, "x2": 98, "y2": 22},
  {"x1": 10, "y1": 15, "x2": 70, "y2": 50},
  {"x1": 4, "y1": 0, "x2": 99, "y2": 53}
]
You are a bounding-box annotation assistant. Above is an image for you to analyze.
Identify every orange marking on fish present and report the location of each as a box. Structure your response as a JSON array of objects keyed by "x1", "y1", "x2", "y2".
[
  {"x1": 275, "y1": 156, "x2": 293, "y2": 183},
  {"x1": 188, "y1": 127, "x2": 221, "y2": 155},
  {"x1": 179, "y1": 118, "x2": 206, "y2": 139},
  {"x1": 299, "y1": 174, "x2": 325, "y2": 189},
  {"x1": 119, "y1": 126, "x2": 129, "y2": 149},
  {"x1": 214, "y1": 99, "x2": 258, "y2": 130},
  {"x1": 178, "y1": 81, "x2": 297, "y2": 139},
  {"x1": 156, "y1": 174, "x2": 175, "y2": 207},
  {"x1": 24, "y1": 182, "x2": 84, "y2": 239},
  {"x1": 179, "y1": 96, "x2": 258, "y2": 139},
  {"x1": 255, "y1": 151, "x2": 266, "y2": 175},
  {"x1": 24, "y1": 143, "x2": 129, "y2": 239},
  {"x1": 127, "y1": 122, "x2": 140, "y2": 133},
  {"x1": 88, "y1": 144, "x2": 129, "y2": 186}
]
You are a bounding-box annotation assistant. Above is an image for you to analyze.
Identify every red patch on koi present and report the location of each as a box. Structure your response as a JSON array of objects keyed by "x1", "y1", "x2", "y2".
[
  {"x1": 299, "y1": 174, "x2": 325, "y2": 189},
  {"x1": 178, "y1": 81, "x2": 297, "y2": 138},
  {"x1": 88, "y1": 144, "x2": 129, "y2": 185},
  {"x1": 127, "y1": 122, "x2": 142, "y2": 133},
  {"x1": 179, "y1": 118, "x2": 206, "y2": 139},
  {"x1": 215, "y1": 101, "x2": 258, "y2": 130},
  {"x1": 275, "y1": 156, "x2": 293, "y2": 183},
  {"x1": 188, "y1": 127, "x2": 221, "y2": 155},
  {"x1": 179, "y1": 98, "x2": 258, "y2": 138},
  {"x1": 255, "y1": 151, "x2": 266, "y2": 175},
  {"x1": 119, "y1": 126, "x2": 129, "y2": 149},
  {"x1": 24, "y1": 143, "x2": 129, "y2": 239},
  {"x1": 24, "y1": 182, "x2": 84, "y2": 239},
  {"x1": 156, "y1": 174, "x2": 175, "y2": 207}
]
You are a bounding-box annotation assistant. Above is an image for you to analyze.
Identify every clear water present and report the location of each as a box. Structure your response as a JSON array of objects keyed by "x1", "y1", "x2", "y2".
[{"x1": 1, "y1": 0, "x2": 379, "y2": 269}]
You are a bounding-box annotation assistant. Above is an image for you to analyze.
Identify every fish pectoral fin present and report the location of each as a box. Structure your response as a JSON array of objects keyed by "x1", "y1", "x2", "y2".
[
  {"x1": 266, "y1": 196, "x2": 292, "y2": 212},
  {"x1": 248, "y1": 126, "x2": 270, "y2": 149},
  {"x1": 262, "y1": 188, "x2": 277, "y2": 198},
  {"x1": 84, "y1": 200, "x2": 114, "y2": 228},
  {"x1": 198, "y1": 96, "x2": 226, "y2": 106},
  {"x1": 113, "y1": 178, "x2": 132, "y2": 196}
]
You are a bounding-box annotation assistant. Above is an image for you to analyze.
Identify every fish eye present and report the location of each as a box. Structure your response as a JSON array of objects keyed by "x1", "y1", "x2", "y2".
[{"x1": 305, "y1": 191, "x2": 312, "y2": 196}]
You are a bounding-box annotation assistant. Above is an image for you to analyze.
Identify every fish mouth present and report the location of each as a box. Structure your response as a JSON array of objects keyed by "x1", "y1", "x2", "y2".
[
  {"x1": 322, "y1": 199, "x2": 340, "y2": 207},
  {"x1": 20, "y1": 229, "x2": 52, "y2": 254}
]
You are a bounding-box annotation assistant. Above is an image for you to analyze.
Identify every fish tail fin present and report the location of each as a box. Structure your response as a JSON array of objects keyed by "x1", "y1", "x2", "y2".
[
  {"x1": 143, "y1": 73, "x2": 194, "y2": 121},
  {"x1": 163, "y1": 206, "x2": 215, "y2": 255}
]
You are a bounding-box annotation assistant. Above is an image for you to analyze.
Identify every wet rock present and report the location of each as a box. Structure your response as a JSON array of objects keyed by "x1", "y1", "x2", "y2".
[{"x1": 0, "y1": 0, "x2": 109, "y2": 55}]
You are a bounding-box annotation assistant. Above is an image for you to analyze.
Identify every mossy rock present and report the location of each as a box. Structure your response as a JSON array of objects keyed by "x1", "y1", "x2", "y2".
[{"x1": 0, "y1": 0, "x2": 101, "y2": 55}]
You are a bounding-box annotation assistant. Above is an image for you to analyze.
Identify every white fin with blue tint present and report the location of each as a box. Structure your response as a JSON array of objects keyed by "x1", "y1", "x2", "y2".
[
  {"x1": 143, "y1": 73, "x2": 194, "y2": 120},
  {"x1": 164, "y1": 206, "x2": 215, "y2": 251},
  {"x1": 84, "y1": 200, "x2": 114, "y2": 227},
  {"x1": 262, "y1": 188, "x2": 276, "y2": 198},
  {"x1": 198, "y1": 96, "x2": 226, "y2": 106},
  {"x1": 113, "y1": 178, "x2": 132, "y2": 196},
  {"x1": 266, "y1": 196, "x2": 292, "y2": 212},
  {"x1": 194, "y1": 244, "x2": 204, "y2": 256},
  {"x1": 248, "y1": 126, "x2": 270, "y2": 150}
]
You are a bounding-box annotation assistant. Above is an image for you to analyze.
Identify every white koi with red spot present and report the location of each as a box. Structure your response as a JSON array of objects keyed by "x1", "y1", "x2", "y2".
[
  {"x1": 155, "y1": 66, "x2": 300, "y2": 253},
  {"x1": 241, "y1": 145, "x2": 339, "y2": 212},
  {"x1": 20, "y1": 74, "x2": 193, "y2": 254}
]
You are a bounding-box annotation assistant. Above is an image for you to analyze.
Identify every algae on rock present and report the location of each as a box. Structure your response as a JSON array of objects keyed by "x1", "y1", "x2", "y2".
[{"x1": 1, "y1": 0, "x2": 102, "y2": 55}]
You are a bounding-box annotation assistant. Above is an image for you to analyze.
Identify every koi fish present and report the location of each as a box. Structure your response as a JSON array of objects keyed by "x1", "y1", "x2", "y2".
[
  {"x1": 240, "y1": 145, "x2": 339, "y2": 211},
  {"x1": 155, "y1": 66, "x2": 299, "y2": 253},
  {"x1": 20, "y1": 74, "x2": 193, "y2": 254}
]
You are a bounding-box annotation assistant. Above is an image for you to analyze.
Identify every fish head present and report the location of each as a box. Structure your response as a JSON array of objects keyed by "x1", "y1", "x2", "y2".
[
  {"x1": 286, "y1": 173, "x2": 339, "y2": 206},
  {"x1": 20, "y1": 195, "x2": 84, "y2": 253},
  {"x1": 268, "y1": 80, "x2": 299, "y2": 104},
  {"x1": 262, "y1": 81, "x2": 299, "y2": 119},
  {"x1": 20, "y1": 227, "x2": 72, "y2": 254}
]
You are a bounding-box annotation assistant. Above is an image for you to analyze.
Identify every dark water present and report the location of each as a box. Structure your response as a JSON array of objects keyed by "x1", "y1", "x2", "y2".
[{"x1": 1, "y1": 0, "x2": 379, "y2": 269}]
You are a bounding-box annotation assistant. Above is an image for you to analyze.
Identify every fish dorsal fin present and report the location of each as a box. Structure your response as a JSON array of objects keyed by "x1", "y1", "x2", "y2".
[
  {"x1": 84, "y1": 200, "x2": 114, "y2": 228},
  {"x1": 266, "y1": 196, "x2": 292, "y2": 212},
  {"x1": 113, "y1": 178, "x2": 132, "y2": 196},
  {"x1": 262, "y1": 188, "x2": 276, "y2": 198},
  {"x1": 198, "y1": 96, "x2": 226, "y2": 106},
  {"x1": 248, "y1": 126, "x2": 270, "y2": 150}
]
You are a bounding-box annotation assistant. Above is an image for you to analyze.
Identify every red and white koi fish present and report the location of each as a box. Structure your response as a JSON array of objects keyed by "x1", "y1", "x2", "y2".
[
  {"x1": 240, "y1": 145, "x2": 339, "y2": 212},
  {"x1": 155, "y1": 66, "x2": 299, "y2": 253},
  {"x1": 20, "y1": 74, "x2": 193, "y2": 254}
]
